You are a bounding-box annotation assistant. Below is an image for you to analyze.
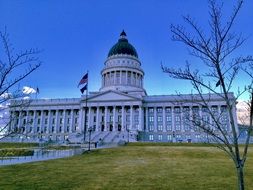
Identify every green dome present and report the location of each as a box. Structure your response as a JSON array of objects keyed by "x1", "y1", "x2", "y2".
[{"x1": 108, "y1": 31, "x2": 138, "y2": 58}]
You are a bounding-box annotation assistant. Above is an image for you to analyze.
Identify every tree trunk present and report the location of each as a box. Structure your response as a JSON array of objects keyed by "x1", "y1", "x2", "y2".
[{"x1": 237, "y1": 165, "x2": 244, "y2": 190}]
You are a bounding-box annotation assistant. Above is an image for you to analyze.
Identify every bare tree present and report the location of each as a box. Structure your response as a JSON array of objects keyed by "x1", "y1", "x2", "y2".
[
  {"x1": 162, "y1": 1, "x2": 253, "y2": 189},
  {"x1": 0, "y1": 29, "x2": 41, "y2": 140}
]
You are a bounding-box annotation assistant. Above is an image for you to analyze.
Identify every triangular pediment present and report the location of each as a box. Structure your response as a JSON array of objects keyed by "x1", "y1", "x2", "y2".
[{"x1": 87, "y1": 90, "x2": 141, "y2": 102}]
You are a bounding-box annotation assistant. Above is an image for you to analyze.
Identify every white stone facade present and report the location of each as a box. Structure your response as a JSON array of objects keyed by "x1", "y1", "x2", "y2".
[{"x1": 8, "y1": 31, "x2": 238, "y2": 143}]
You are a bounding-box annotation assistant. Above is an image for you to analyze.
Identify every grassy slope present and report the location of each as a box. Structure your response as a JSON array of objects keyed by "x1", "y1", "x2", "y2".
[{"x1": 0, "y1": 144, "x2": 252, "y2": 190}]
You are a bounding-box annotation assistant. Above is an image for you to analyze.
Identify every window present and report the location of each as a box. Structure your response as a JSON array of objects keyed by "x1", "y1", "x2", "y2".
[
  {"x1": 158, "y1": 135, "x2": 162, "y2": 141},
  {"x1": 126, "y1": 115, "x2": 130, "y2": 122},
  {"x1": 202, "y1": 107, "x2": 208, "y2": 113},
  {"x1": 157, "y1": 108, "x2": 162, "y2": 113},
  {"x1": 23, "y1": 119, "x2": 26, "y2": 125},
  {"x1": 158, "y1": 125, "x2": 163, "y2": 131},
  {"x1": 220, "y1": 106, "x2": 227, "y2": 113},
  {"x1": 203, "y1": 115, "x2": 209, "y2": 123},
  {"x1": 175, "y1": 116, "x2": 181, "y2": 122},
  {"x1": 211, "y1": 106, "x2": 218, "y2": 113},
  {"x1": 93, "y1": 116, "x2": 96, "y2": 122},
  {"x1": 195, "y1": 134, "x2": 200, "y2": 139},
  {"x1": 167, "y1": 135, "x2": 172, "y2": 141},
  {"x1": 149, "y1": 134, "x2": 154, "y2": 141},
  {"x1": 149, "y1": 125, "x2": 154, "y2": 131},
  {"x1": 183, "y1": 107, "x2": 190, "y2": 112},
  {"x1": 166, "y1": 116, "x2": 172, "y2": 122},
  {"x1": 166, "y1": 107, "x2": 171, "y2": 113},
  {"x1": 148, "y1": 108, "x2": 154, "y2": 113},
  {"x1": 45, "y1": 118, "x2": 48, "y2": 125},
  {"x1": 110, "y1": 115, "x2": 113, "y2": 122},
  {"x1": 149, "y1": 116, "x2": 154, "y2": 122},
  {"x1": 75, "y1": 118, "x2": 78, "y2": 124},
  {"x1": 37, "y1": 118, "x2": 41, "y2": 125},
  {"x1": 176, "y1": 134, "x2": 181, "y2": 139},
  {"x1": 175, "y1": 124, "x2": 181, "y2": 131},
  {"x1": 174, "y1": 107, "x2": 180, "y2": 113},
  {"x1": 157, "y1": 116, "x2": 162, "y2": 122},
  {"x1": 67, "y1": 118, "x2": 70, "y2": 124},
  {"x1": 60, "y1": 118, "x2": 63, "y2": 124},
  {"x1": 52, "y1": 118, "x2": 55, "y2": 124},
  {"x1": 166, "y1": 125, "x2": 172, "y2": 131},
  {"x1": 184, "y1": 125, "x2": 190, "y2": 131}
]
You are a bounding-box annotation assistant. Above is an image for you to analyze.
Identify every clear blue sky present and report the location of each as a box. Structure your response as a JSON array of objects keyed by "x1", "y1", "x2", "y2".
[{"x1": 1, "y1": 0, "x2": 252, "y2": 100}]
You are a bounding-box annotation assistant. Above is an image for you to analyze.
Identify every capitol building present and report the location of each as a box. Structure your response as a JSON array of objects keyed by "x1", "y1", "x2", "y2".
[{"x1": 8, "y1": 31, "x2": 238, "y2": 143}]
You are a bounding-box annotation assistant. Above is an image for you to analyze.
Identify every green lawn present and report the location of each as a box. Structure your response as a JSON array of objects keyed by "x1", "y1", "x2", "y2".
[{"x1": 0, "y1": 143, "x2": 252, "y2": 190}]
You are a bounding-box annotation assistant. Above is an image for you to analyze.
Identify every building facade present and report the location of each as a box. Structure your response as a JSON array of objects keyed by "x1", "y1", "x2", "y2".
[{"x1": 9, "y1": 31, "x2": 238, "y2": 143}]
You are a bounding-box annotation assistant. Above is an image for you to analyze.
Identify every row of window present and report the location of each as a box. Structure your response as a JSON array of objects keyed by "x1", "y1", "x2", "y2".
[
  {"x1": 14, "y1": 110, "x2": 79, "y2": 117},
  {"x1": 148, "y1": 106, "x2": 227, "y2": 114},
  {"x1": 148, "y1": 134, "x2": 209, "y2": 141}
]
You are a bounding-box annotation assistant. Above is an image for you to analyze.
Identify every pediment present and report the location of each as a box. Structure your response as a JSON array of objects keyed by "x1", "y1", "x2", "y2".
[{"x1": 87, "y1": 90, "x2": 141, "y2": 102}]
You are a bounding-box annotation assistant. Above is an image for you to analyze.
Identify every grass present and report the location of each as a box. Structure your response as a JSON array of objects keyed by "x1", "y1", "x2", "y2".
[
  {"x1": 0, "y1": 143, "x2": 252, "y2": 190},
  {"x1": 0, "y1": 142, "x2": 38, "y2": 149}
]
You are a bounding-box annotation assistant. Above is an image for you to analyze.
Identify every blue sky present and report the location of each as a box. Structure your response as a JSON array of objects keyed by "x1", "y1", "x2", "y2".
[{"x1": 0, "y1": 0, "x2": 252, "y2": 100}]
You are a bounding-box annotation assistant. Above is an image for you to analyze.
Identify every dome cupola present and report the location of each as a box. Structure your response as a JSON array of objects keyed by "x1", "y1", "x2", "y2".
[
  {"x1": 108, "y1": 30, "x2": 138, "y2": 58},
  {"x1": 100, "y1": 31, "x2": 146, "y2": 96}
]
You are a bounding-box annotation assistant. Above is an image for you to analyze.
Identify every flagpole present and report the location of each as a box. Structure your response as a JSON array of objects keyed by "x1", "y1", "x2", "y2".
[{"x1": 83, "y1": 71, "x2": 89, "y2": 143}]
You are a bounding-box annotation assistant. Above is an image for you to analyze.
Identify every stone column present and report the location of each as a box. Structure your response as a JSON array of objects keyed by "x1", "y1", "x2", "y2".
[
  {"x1": 24, "y1": 111, "x2": 29, "y2": 134},
  {"x1": 78, "y1": 108, "x2": 83, "y2": 133},
  {"x1": 62, "y1": 110, "x2": 66, "y2": 133},
  {"x1": 39, "y1": 111, "x2": 44, "y2": 134},
  {"x1": 154, "y1": 107, "x2": 157, "y2": 132},
  {"x1": 120, "y1": 71, "x2": 122, "y2": 85},
  {"x1": 145, "y1": 108, "x2": 148, "y2": 132},
  {"x1": 121, "y1": 106, "x2": 125, "y2": 131},
  {"x1": 88, "y1": 107, "x2": 92, "y2": 130},
  {"x1": 47, "y1": 110, "x2": 51, "y2": 134},
  {"x1": 18, "y1": 111, "x2": 22, "y2": 130},
  {"x1": 138, "y1": 106, "x2": 143, "y2": 131},
  {"x1": 104, "y1": 106, "x2": 108, "y2": 131},
  {"x1": 96, "y1": 107, "x2": 100, "y2": 131},
  {"x1": 163, "y1": 106, "x2": 166, "y2": 132},
  {"x1": 113, "y1": 106, "x2": 116, "y2": 131},
  {"x1": 130, "y1": 106, "x2": 133, "y2": 130},
  {"x1": 32, "y1": 110, "x2": 36, "y2": 134},
  {"x1": 55, "y1": 110, "x2": 58, "y2": 133},
  {"x1": 114, "y1": 71, "x2": 116, "y2": 85},
  {"x1": 69, "y1": 110, "x2": 74, "y2": 133}
]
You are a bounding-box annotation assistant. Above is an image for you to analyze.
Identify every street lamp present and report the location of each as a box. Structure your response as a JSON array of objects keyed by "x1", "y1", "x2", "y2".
[{"x1": 88, "y1": 127, "x2": 92, "y2": 151}]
